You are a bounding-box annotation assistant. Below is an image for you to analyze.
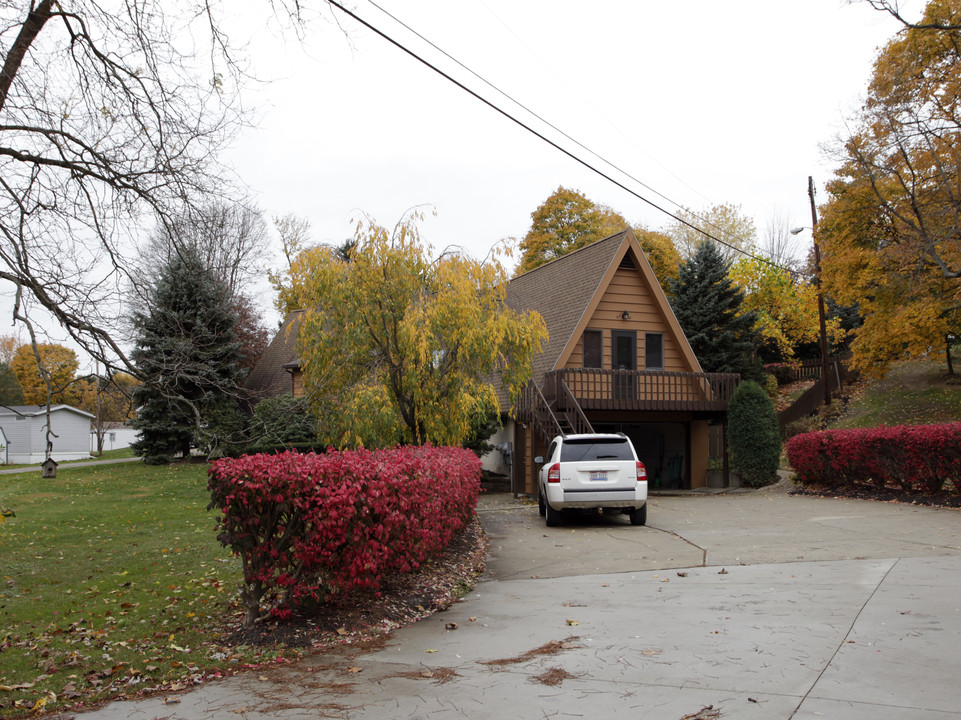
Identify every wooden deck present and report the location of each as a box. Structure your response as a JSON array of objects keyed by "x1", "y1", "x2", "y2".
[{"x1": 542, "y1": 369, "x2": 740, "y2": 413}]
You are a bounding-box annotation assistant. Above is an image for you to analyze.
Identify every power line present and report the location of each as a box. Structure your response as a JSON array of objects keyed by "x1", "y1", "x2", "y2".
[
  {"x1": 365, "y1": 0, "x2": 735, "y2": 243},
  {"x1": 324, "y1": 0, "x2": 773, "y2": 266}
]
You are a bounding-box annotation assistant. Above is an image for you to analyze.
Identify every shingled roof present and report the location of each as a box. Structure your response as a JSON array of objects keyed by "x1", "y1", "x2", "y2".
[
  {"x1": 244, "y1": 310, "x2": 304, "y2": 400},
  {"x1": 506, "y1": 230, "x2": 628, "y2": 382}
]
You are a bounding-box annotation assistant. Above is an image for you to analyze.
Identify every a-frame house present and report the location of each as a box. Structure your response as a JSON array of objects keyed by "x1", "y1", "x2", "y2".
[{"x1": 493, "y1": 229, "x2": 739, "y2": 493}]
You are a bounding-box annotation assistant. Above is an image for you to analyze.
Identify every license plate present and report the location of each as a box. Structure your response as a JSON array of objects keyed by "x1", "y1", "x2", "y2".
[{"x1": 589, "y1": 471, "x2": 607, "y2": 481}]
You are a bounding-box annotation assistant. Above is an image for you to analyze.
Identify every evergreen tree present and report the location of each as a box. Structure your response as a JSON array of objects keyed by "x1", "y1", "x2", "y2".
[
  {"x1": 727, "y1": 380, "x2": 781, "y2": 487},
  {"x1": 0, "y1": 362, "x2": 24, "y2": 405},
  {"x1": 131, "y1": 248, "x2": 245, "y2": 464},
  {"x1": 668, "y1": 240, "x2": 761, "y2": 381}
]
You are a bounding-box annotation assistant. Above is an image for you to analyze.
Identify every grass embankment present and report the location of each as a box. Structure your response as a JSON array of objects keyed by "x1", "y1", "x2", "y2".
[
  {"x1": 0, "y1": 462, "x2": 291, "y2": 717},
  {"x1": 829, "y1": 358, "x2": 961, "y2": 429}
]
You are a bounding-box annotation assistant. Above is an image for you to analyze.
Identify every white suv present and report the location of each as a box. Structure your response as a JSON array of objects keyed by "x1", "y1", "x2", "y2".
[{"x1": 536, "y1": 433, "x2": 648, "y2": 527}]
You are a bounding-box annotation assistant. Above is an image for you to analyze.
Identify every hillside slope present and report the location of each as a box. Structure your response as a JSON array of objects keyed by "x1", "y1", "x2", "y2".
[{"x1": 828, "y1": 359, "x2": 961, "y2": 430}]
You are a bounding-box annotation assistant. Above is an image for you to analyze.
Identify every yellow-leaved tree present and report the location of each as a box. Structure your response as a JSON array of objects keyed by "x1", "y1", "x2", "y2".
[
  {"x1": 278, "y1": 215, "x2": 548, "y2": 448},
  {"x1": 730, "y1": 257, "x2": 845, "y2": 362},
  {"x1": 516, "y1": 186, "x2": 681, "y2": 285},
  {"x1": 9, "y1": 343, "x2": 81, "y2": 406},
  {"x1": 819, "y1": 0, "x2": 961, "y2": 376}
]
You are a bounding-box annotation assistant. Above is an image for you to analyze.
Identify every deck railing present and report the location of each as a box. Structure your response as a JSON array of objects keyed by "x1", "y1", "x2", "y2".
[{"x1": 544, "y1": 368, "x2": 740, "y2": 413}]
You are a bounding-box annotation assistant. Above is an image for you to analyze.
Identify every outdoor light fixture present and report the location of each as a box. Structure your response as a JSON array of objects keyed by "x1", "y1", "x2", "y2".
[
  {"x1": 621, "y1": 310, "x2": 630, "y2": 320},
  {"x1": 790, "y1": 226, "x2": 806, "y2": 235}
]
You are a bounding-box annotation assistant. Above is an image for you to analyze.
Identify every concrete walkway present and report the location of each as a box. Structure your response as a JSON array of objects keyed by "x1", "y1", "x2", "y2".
[
  {"x1": 78, "y1": 486, "x2": 961, "y2": 719},
  {"x1": 0, "y1": 457, "x2": 141, "y2": 475}
]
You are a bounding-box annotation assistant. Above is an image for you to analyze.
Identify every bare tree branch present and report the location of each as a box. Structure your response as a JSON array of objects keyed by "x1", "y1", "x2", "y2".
[{"x1": 858, "y1": 0, "x2": 961, "y2": 31}]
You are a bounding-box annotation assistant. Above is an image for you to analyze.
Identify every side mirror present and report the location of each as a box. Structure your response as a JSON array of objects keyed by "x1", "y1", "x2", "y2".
[{"x1": 534, "y1": 456, "x2": 544, "y2": 464}]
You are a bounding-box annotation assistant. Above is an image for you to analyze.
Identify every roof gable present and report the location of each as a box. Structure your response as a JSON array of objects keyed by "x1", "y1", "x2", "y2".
[
  {"x1": 505, "y1": 229, "x2": 702, "y2": 383},
  {"x1": 244, "y1": 310, "x2": 304, "y2": 399},
  {"x1": 0, "y1": 405, "x2": 95, "y2": 420}
]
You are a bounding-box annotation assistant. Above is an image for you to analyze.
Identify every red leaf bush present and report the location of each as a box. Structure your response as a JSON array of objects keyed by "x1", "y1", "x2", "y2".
[
  {"x1": 786, "y1": 423, "x2": 961, "y2": 494},
  {"x1": 207, "y1": 445, "x2": 481, "y2": 627}
]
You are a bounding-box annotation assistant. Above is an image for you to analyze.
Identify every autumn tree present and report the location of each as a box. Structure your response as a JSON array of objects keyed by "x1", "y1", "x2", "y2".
[
  {"x1": 78, "y1": 372, "x2": 139, "y2": 454},
  {"x1": 634, "y1": 227, "x2": 682, "y2": 285},
  {"x1": 820, "y1": 0, "x2": 961, "y2": 376},
  {"x1": 730, "y1": 257, "x2": 845, "y2": 362},
  {"x1": 0, "y1": 336, "x2": 19, "y2": 365},
  {"x1": 131, "y1": 247, "x2": 245, "y2": 464},
  {"x1": 9, "y1": 344, "x2": 81, "y2": 406},
  {"x1": 665, "y1": 203, "x2": 757, "y2": 262},
  {"x1": 516, "y1": 186, "x2": 681, "y2": 284},
  {"x1": 281, "y1": 215, "x2": 548, "y2": 448},
  {"x1": 669, "y1": 241, "x2": 762, "y2": 381},
  {"x1": 517, "y1": 187, "x2": 630, "y2": 274},
  {"x1": 0, "y1": 1, "x2": 303, "y2": 373}
]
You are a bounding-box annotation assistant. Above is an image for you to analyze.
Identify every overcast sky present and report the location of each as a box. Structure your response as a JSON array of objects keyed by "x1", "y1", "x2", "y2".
[
  {"x1": 2, "y1": 0, "x2": 927, "y2": 367},
  {"x1": 228, "y1": 0, "x2": 924, "y2": 286}
]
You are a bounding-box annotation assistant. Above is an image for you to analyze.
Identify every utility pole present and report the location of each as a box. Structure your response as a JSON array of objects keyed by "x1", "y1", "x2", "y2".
[{"x1": 808, "y1": 176, "x2": 832, "y2": 406}]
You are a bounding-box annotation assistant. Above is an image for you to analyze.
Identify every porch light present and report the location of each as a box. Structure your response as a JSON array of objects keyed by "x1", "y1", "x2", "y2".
[{"x1": 621, "y1": 310, "x2": 630, "y2": 320}]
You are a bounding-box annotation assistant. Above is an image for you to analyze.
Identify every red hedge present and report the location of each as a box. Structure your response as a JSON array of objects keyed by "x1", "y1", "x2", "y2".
[
  {"x1": 207, "y1": 445, "x2": 481, "y2": 625},
  {"x1": 786, "y1": 423, "x2": 961, "y2": 493}
]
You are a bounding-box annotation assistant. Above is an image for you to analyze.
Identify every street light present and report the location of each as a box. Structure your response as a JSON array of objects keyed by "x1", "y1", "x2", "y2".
[{"x1": 791, "y1": 176, "x2": 832, "y2": 406}]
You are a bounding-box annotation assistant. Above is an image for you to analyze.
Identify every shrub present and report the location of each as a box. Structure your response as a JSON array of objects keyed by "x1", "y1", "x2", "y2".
[
  {"x1": 761, "y1": 372, "x2": 779, "y2": 400},
  {"x1": 207, "y1": 445, "x2": 481, "y2": 627},
  {"x1": 786, "y1": 423, "x2": 961, "y2": 492},
  {"x1": 784, "y1": 417, "x2": 813, "y2": 440},
  {"x1": 727, "y1": 380, "x2": 781, "y2": 487}
]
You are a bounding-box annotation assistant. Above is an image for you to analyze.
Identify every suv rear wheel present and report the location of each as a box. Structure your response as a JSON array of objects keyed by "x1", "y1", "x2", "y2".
[
  {"x1": 545, "y1": 501, "x2": 562, "y2": 527},
  {"x1": 628, "y1": 504, "x2": 647, "y2": 526}
]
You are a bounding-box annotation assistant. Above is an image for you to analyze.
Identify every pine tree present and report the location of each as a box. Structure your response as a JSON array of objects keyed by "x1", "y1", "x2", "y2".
[
  {"x1": 131, "y1": 248, "x2": 245, "y2": 464},
  {"x1": 668, "y1": 240, "x2": 761, "y2": 381},
  {"x1": 0, "y1": 362, "x2": 23, "y2": 405}
]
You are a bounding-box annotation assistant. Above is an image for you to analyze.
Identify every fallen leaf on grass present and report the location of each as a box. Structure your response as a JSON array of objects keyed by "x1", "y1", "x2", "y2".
[{"x1": 0, "y1": 683, "x2": 34, "y2": 691}]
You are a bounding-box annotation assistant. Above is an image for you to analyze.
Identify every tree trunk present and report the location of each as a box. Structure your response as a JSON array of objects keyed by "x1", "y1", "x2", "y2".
[{"x1": 948, "y1": 335, "x2": 956, "y2": 376}]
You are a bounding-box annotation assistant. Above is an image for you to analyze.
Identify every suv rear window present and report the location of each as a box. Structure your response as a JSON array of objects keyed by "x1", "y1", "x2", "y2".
[{"x1": 560, "y1": 437, "x2": 633, "y2": 462}]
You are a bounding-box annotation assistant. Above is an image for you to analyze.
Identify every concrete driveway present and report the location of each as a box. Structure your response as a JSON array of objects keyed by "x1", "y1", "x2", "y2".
[{"x1": 80, "y1": 486, "x2": 961, "y2": 719}]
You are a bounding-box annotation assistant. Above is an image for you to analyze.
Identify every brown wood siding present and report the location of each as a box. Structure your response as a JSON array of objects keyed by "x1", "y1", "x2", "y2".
[
  {"x1": 291, "y1": 370, "x2": 304, "y2": 398},
  {"x1": 564, "y1": 267, "x2": 693, "y2": 373}
]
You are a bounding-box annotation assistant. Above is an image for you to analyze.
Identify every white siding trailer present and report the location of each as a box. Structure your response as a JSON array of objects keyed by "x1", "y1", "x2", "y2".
[{"x1": 0, "y1": 405, "x2": 94, "y2": 464}]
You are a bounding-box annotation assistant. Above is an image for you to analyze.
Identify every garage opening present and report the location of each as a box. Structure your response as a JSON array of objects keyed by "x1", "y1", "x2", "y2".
[{"x1": 593, "y1": 422, "x2": 687, "y2": 490}]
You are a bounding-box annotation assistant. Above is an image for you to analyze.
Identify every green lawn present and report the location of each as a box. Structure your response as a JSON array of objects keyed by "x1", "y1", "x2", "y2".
[
  {"x1": 0, "y1": 461, "x2": 292, "y2": 716},
  {"x1": 833, "y1": 359, "x2": 961, "y2": 429}
]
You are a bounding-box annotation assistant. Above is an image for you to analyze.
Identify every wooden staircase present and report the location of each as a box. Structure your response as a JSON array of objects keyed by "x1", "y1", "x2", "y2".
[{"x1": 517, "y1": 377, "x2": 595, "y2": 447}]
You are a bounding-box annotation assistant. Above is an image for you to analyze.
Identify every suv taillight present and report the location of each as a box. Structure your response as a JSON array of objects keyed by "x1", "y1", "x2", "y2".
[
  {"x1": 636, "y1": 461, "x2": 647, "y2": 482},
  {"x1": 547, "y1": 463, "x2": 561, "y2": 483}
]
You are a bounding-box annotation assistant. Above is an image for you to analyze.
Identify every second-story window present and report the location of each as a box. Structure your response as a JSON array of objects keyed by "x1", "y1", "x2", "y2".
[
  {"x1": 645, "y1": 332, "x2": 664, "y2": 370},
  {"x1": 583, "y1": 329, "x2": 603, "y2": 368}
]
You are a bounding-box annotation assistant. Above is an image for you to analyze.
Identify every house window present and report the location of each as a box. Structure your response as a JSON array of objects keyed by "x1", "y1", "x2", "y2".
[
  {"x1": 645, "y1": 333, "x2": 664, "y2": 370},
  {"x1": 583, "y1": 330, "x2": 603, "y2": 368}
]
